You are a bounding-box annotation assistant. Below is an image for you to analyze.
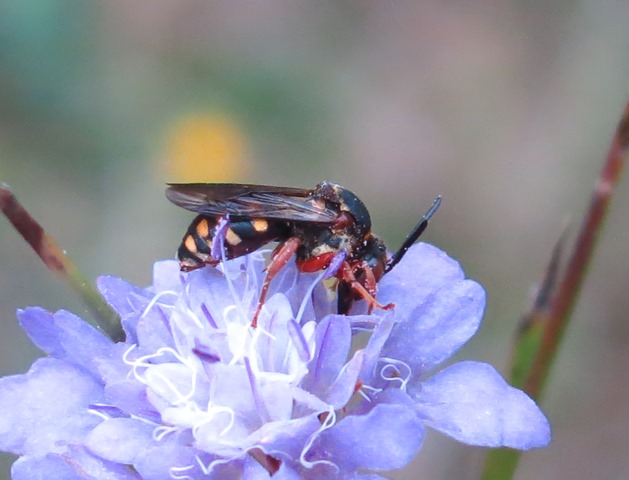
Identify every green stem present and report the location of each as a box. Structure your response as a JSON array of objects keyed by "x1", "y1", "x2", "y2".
[
  {"x1": 524, "y1": 101, "x2": 629, "y2": 396},
  {"x1": 481, "y1": 99, "x2": 629, "y2": 480},
  {"x1": 0, "y1": 183, "x2": 124, "y2": 342}
]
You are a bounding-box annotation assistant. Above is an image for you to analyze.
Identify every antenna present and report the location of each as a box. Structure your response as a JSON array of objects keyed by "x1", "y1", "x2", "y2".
[{"x1": 384, "y1": 196, "x2": 442, "y2": 273}]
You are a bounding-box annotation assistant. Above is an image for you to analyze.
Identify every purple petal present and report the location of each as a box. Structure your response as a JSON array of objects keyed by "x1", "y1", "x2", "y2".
[
  {"x1": 382, "y1": 279, "x2": 485, "y2": 373},
  {"x1": 103, "y1": 380, "x2": 159, "y2": 422},
  {"x1": 245, "y1": 356, "x2": 270, "y2": 424},
  {"x1": 17, "y1": 308, "x2": 113, "y2": 371},
  {"x1": 92, "y1": 343, "x2": 135, "y2": 385},
  {"x1": 11, "y1": 454, "x2": 82, "y2": 480},
  {"x1": 201, "y1": 461, "x2": 245, "y2": 479},
  {"x1": 413, "y1": 361, "x2": 551, "y2": 449},
  {"x1": 200, "y1": 302, "x2": 219, "y2": 329},
  {"x1": 97, "y1": 276, "x2": 152, "y2": 319},
  {"x1": 12, "y1": 445, "x2": 141, "y2": 480},
  {"x1": 273, "y1": 267, "x2": 328, "y2": 325},
  {"x1": 255, "y1": 296, "x2": 294, "y2": 366},
  {"x1": 198, "y1": 363, "x2": 257, "y2": 426},
  {"x1": 15, "y1": 308, "x2": 64, "y2": 357},
  {"x1": 324, "y1": 250, "x2": 346, "y2": 279},
  {"x1": 254, "y1": 293, "x2": 310, "y2": 380},
  {"x1": 134, "y1": 306, "x2": 176, "y2": 355},
  {"x1": 348, "y1": 475, "x2": 389, "y2": 480},
  {"x1": 185, "y1": 267, "x2": 248, "y2": 330},
  {"x1": 324, "y1": 350, "x2": 365, "y2": 409},
  {"x1": 267, "y1": 258, "x2": 298, "y2": 294},
  {"x1": 311, "y1": 275, "x2": 336, "y2": 320},
  {"x1": 317, "y1": 402, "x2": 424, "y2": 471},
  {"x1": 377, "y1": 243, "x2": 466, "y2": 320},
  {"x1": 97, "y1": 275, "x2": 155, "y2": 341},
  {"x1": 287, "y1": 319, "x2": 310, "y2": 363},
  {"x1": 327, "y1": 475, "x2": 390, "y2": 480},
  {"x1": 85, "y1": 418, "x2": 156, "y2": 463},
  {"x1": 0, "y1": 358, "x2": 103, "y2": 456},
  {"x1": 291, "y1": 386, "x2": 330, "y2": 413},
  {"x1": 302, "y1": 316, "x2": 351, "y2": 397},
  {"x1": 68, "y1": 444, "x2": 142, "y2": 479},
  {"x1": 271, "y1": 464, "x2": 305, "y2": 480},
  {"x1": 361, "y1": 316, "x2": 394, "y2": 385},
  {"x1": 242, "y1": 456, "x2": 301, "y2": 480},
  {"x1": 11, "y1": 453, "x2": 131, "y2": 480},
  {"x1": 152, "y1": 260, "x2": 184, "y2": 293},
  {"x1": 134, "y1": 444, "x2": 218, "y2": 480},
  {"x1": 290, "y1": 466, "x2": 388, "y2": 480},
  {"x1": 347, "y1": 314, "x2": 387, "y2": 330},
  {"x1": 245, "y1": 414, "x2": 321, "y2": 459}
]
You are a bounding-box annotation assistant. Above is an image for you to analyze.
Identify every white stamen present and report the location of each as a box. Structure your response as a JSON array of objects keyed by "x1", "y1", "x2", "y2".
[
  {"x1": 194, "y1": 455, "x2": 237, "y2": 476},
  {"x1": 153, "y1": 424, "x2": 179, "y2": 441},
  {"x1": 191, "y1": 406, "x2": 236, "y2": 438},
  {"x1": 295, "y1": 268, "x2": 328, "y2": 326},
  {"x1": 126, "y1": 347, "x2": 198, "y2": 405},
  {"x1": 359, "y1": 384, "x2": 383, "y2": 402},
  {"x1": 169, "y1": 463, "x2": 195, "y2": 480},
  {"x1": 180, "y1": 305, "x2": 205, "y2": 330},
  {"x1": 121, "y1": 343, "x2": 139, "y2": 371},
  {"x1": 379, "y1": 357, "x2": 411, "y2": 390},
  {"x1": 219, "y1": 242, "x2": 251, "y2": 326},
  {"x1": 140, "y1": 290, "x2": 178, "y2": 319},
  {"x1": 300, "y1": 407, "x2": 339, "y2": 471},
  {"x1": 87, "y1": 407, "x2": 112, "y2": 421}
]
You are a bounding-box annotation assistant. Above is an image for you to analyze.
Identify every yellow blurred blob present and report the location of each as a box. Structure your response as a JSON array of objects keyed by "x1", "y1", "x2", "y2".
[{"x1": 164, "y1": 113, "x2": 250, "y2": 183}]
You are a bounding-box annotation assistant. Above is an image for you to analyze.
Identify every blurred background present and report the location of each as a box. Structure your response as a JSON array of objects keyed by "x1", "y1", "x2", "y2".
[{"x1": 1, "y1": 1, "x2": 628, "y2": 479}]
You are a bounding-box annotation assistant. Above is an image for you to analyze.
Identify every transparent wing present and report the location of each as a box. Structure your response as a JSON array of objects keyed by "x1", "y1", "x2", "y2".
[{"x1": 166, "y1": 183, "x2": 338, "y2": 223}]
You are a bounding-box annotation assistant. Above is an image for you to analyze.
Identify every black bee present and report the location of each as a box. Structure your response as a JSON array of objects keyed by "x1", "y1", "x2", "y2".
[{"x1": 166, "y1": 182, "x2": 441, "y2": 326}]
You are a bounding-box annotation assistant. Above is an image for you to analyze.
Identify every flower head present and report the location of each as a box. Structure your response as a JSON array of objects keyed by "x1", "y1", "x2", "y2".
[{"x1": 0, "y1": 243, "x2": 550, "y2": 479}]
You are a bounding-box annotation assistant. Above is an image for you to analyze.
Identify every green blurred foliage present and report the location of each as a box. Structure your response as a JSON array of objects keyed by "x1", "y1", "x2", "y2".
[{"x1": 0, "y1": 1, "x2": 110, "y2": 171}]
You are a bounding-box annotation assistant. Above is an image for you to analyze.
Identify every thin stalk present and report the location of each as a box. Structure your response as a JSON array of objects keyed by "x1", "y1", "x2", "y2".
[
  {"x1": 0, "y1": 183, "x2": 124, "y2": 342},
  {"x1": 526, "y1": 101, "x2": 629, "y2": 396},
  {"x1": 482, "y1": 99, "x2": 629, "y2": 479}
]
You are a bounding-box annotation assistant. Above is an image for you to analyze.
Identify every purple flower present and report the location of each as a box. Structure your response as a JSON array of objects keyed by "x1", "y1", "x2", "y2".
[{"x1": 0, "y1": 243, "x2": 550, "y2": 479}]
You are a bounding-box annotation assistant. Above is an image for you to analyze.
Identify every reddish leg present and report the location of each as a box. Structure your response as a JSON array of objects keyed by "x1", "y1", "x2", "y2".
[
  {"x1": 295, "y1": 251, "x2": 336, "y2": 272},
  {"x1": 251, "y1": 237, "x2": 302, "y2": 328},
  {"x1": 338, "y1": 261, "x2": 394, "y2": 313}
]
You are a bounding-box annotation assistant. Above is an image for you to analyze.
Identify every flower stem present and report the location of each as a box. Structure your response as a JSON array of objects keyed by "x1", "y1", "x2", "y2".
[
  {"x1": 0, "y1": 183, "x2": 124, "y2": 342},
  {"x1": 482, "y1": 98, "x2": 629, "y2": 480},
  {"x1": 525, "y1": 101, "x2": 629, "y2": 396}
]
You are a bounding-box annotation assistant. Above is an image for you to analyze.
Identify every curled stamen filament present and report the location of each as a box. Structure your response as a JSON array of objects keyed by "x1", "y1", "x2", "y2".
[
  {"x1": 379, "y1": 356, "x2": 411, "y2": 390},
  {"x1": 125, "y1": 347, "x2": 199, "y2": 405},
  {"x1": 300, "y1": 407, "x2": 339, "y2": 472},
  {"x1": 140, "y1": 290, "x2": 178, "y2": 320}
]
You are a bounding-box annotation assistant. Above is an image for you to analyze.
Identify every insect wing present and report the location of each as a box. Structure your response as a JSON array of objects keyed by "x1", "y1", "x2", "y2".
[{"x1": 166, "y1": 183, "x2": 338, "y2": 223}]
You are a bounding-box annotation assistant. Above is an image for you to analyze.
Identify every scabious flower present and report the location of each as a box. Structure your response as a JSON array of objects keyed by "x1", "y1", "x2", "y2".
[{"x1": 0, "y1": 243, "x2": 550, "y2": 479}]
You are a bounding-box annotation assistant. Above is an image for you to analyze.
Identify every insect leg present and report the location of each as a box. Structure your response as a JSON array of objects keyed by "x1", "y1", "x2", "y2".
[
  {"x1": 338, "y1": 261, "x2": 394, "y2": 314},
  {"x1": 251, "y1": 236, "x2": 302, "y2": 328}
]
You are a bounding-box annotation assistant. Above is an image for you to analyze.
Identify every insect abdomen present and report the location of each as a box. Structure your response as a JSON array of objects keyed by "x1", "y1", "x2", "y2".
[{"x1": 177, "y1": 215, "x2": 290, "y2": 271}]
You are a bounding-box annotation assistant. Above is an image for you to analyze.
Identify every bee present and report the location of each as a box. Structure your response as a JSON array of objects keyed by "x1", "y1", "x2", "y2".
[{"x1": 166, "y1": 182, "x2": 441, "y2": 327}]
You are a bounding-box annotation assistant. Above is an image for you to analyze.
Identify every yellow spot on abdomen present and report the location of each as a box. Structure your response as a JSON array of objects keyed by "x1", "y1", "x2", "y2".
[
  {"x1": 226, "y1": 229, "x2": 242, "y2": 246},
  {"x1": 196, "y1": 218, "x2": 210, "y2": 238},
  {"x1": 252, "y1": 219, "x2": 269, "y2": 233},
  {"x1": 184, "y1": 235, "x2": 198, "y2": 253}
]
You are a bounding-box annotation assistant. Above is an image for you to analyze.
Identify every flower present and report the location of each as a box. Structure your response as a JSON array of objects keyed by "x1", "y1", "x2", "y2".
[{"x1": 0, "y1": 243, "x2": 550, "y2": 479}]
